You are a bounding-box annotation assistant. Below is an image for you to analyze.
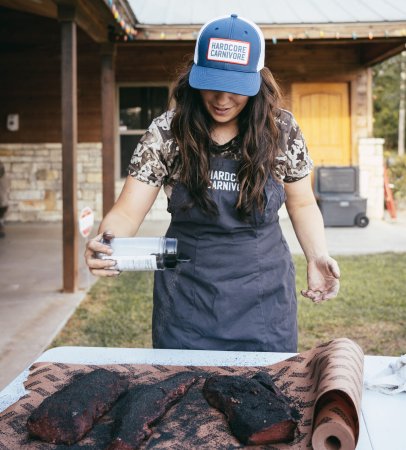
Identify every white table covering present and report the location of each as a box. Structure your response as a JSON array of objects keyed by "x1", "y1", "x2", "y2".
[{"x1": 1, "y1": 347, "x2": 405, "y2": 449}]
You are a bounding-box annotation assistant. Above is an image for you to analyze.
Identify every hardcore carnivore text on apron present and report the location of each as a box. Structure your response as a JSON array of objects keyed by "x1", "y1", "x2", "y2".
[{"x1": 209, "y1": 169, "x2": 240, "y2": 192}]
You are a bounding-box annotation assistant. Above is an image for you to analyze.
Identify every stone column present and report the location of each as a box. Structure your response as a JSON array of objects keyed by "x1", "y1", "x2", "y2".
[{"x1": 358, "y1": 138, "x2": 384, "y2": 219}]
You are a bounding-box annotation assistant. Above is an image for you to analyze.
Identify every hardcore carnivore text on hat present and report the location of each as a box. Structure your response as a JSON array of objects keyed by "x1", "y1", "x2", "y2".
[
  {"x1": 207, "y1": 39, "x2": 250, "y2": 65},
  {"x1": 189, "y1": 14, "x2": 265, "y2": 97}
]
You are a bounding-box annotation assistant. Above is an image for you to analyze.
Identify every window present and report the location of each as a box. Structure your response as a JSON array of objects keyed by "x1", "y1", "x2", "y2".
[{"x1": 119, "y1": 86, "x2": 169, "y2": 177}]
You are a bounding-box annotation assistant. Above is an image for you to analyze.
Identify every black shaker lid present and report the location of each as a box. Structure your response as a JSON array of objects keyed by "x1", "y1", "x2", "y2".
[{"x1": 163, "y1": 238, "x2": 178, "y2": 268}]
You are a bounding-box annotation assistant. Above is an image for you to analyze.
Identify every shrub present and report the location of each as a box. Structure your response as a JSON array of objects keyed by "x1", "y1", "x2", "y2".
[{"x1": 386, "y1": 154, "x2": 406, "y2": 203}]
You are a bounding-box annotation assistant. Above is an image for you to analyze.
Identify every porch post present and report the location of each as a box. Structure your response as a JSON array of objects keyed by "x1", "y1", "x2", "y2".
[
  {"x1": 58, "y1": 4, "x2": 78, "y2": 292},
  {"x1": 100, "y1": 43, "x2": 117, "y2": 217}
]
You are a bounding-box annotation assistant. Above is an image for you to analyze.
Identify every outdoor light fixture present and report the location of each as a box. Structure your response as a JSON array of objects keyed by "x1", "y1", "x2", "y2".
[{"x1": 6, "y1": 114, "x2": 19, "y2": 132}]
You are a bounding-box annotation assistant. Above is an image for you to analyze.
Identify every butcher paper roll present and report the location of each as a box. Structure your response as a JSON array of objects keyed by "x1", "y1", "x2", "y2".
[{"x1": 312, "y1": 391, "x2": 358, "y2": 450}]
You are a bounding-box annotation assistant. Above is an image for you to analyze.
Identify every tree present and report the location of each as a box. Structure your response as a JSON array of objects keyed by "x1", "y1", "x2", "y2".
[
  {"x1": 372, "y1": 54, "x2": 404, "y2": 152},
  {"x1": 398, "y1": 51, "x2": 406, "y2": 156}
]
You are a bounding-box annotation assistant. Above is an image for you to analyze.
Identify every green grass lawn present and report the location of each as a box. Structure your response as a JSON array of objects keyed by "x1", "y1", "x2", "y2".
[{"x1": 51, "y1": 253, "x2": 406, "y2": 356}]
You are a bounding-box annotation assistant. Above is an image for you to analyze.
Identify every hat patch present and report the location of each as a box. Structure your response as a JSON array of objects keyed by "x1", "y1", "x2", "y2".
[{"x1": 207, "y1": 38, "x2": 250, "y2": 65}]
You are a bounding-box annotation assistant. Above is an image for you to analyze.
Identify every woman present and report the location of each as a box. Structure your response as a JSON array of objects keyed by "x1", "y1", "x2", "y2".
[{"x1": 85, "y1": 14, "x2": 340, "y2": 352}]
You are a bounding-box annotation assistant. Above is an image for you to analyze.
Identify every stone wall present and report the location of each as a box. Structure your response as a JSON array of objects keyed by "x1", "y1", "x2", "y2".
[
  {"x1": 350, "y1": 69, "x2": 373, "y2": 165},
  {"x1": 0, "y1": 143, "x2": 65, "y2": 221},
  {"x1": 0, "y1": 138, "x2": 384, "y2": 223},
  {"x1": 0, "y1": 143, "x2": 102, "y2": 222},
  {"x1": 353, "y1": 69, "x2": 372, "y2": 142},
  {"x1": 0, "y1": 142, "x2": 170, "y2": 223}
]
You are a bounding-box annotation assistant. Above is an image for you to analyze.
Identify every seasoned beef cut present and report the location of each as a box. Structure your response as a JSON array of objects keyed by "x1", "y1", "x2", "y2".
[
  {"x1": 27, "y1": 368, "x2": 129, "y2": 445},
  {"x1": 203, "y1": 374, "x2": 298, "y2": 445},
  {"x1": 252, "y1": 371, "x2": 292, "y2": 404},
  {"x1": 107, "y1": 372, "x2": 198, "y2": 450}
]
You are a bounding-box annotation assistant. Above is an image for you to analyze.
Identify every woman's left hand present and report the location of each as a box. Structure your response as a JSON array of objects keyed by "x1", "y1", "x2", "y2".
[{"x1": 301, "y1": 256, "x2": 340, "y2": 303}]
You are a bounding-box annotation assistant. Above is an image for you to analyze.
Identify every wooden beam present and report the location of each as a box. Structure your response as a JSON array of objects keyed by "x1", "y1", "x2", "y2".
[
  {"x1": 59, "y1": 4, "x2": 78, "y2": 293},
  {"x1": 100, "y1": 43, "x2": 117, "y2": 216},
  {"x1": 55, "y1": 0, "x2": 113, "y2": 43},
  {"x1": 0, "y1": 0, "x2": 56, "y2": 18},
  {"x1": 361, "y1": 41, "x2": 406, "y2": 67},
  {"x1": 0, "y1": 0, "x2": 113, "y2": 42},
  {"x1": 74, "y1": 0, "x2": 110, "y2": 43}
]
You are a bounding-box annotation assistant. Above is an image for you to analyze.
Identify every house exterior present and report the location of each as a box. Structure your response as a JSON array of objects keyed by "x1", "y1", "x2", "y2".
[{"x1": 1, "y1": 0, "x2": 406, "y2": 290}]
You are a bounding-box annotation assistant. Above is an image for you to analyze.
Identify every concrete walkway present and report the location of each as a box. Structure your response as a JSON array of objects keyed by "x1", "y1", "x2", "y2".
[
  {"x1": 1, "y1": 214, "x2": 406, "y2": 390},
  {"x1": 0, "y1": 220, "x2": 167, "y2": 390}
]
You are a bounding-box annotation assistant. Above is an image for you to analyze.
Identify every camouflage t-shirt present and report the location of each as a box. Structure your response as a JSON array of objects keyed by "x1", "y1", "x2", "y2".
[{"x1": 128, "y1": 109, "x2": 313, "y2": 199}]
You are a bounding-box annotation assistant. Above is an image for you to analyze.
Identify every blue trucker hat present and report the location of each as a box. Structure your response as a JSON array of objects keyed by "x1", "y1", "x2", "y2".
[{"x1": 189, "y1": 14, "x2": 265, "y2": 96}]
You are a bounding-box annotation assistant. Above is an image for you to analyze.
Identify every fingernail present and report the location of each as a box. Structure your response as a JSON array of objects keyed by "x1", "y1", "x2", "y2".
[{"x1": 103, "y1": 231, "x2": 114, "y2": 242}]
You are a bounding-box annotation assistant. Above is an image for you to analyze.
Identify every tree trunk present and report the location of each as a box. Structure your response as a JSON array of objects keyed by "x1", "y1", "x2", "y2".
[{"x1": 398, "y1": 51, "x2": 406, "y2": 156}]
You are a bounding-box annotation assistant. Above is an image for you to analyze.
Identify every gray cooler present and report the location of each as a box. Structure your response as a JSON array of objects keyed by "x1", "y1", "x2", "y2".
[{"x1": 314, "y1": 166, "x2": 369, "y2": 227}]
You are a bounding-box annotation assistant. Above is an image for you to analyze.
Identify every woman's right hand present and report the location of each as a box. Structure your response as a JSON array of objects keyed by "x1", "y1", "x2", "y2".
[{"x1": 84, "y1": 231, "x2": 120, "y2": 277}]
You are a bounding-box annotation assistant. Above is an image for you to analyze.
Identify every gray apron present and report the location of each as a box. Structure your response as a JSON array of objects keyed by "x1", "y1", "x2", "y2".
[{"x1": 153, "y1": 156, "x2": 297, "y2": 352}]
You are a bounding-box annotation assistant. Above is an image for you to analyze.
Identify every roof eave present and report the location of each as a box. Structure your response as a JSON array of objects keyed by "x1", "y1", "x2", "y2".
[{"x1": 131, "y1": 21, "x2": 406, "y2": 41}]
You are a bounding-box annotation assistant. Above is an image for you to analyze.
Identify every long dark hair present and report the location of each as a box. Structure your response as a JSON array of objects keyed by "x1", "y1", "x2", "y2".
[{"x1": 170, "y1": 61, "x2": 282, "y2": 219}]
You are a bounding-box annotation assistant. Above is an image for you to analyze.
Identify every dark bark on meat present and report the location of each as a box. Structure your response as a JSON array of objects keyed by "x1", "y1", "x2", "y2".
[
  {"x1": 107, "y1": 372, "x2": 198, "y2": 450},
  {"x1": 252, "y1": 371, "x2": 287, "y2": 397},
  {"x1": 252, "y1": 372, "x2": 301, "y2": 422},
  {"x1": 203, "y1": 374, "x2": 298, "y2": 445},
  {"x1": 27, "y1": 369, "x2": 129, "y2": 445}
]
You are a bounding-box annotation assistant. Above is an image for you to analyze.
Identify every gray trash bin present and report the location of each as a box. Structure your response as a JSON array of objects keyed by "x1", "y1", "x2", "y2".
[{"x1": 314, "y1": 166, "x2": 369, "y2": 227}]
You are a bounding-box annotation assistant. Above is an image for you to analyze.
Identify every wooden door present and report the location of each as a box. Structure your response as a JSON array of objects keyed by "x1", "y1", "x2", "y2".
[{"x1": 291, "y1": 83, "x2": 351, "y2": 166}]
